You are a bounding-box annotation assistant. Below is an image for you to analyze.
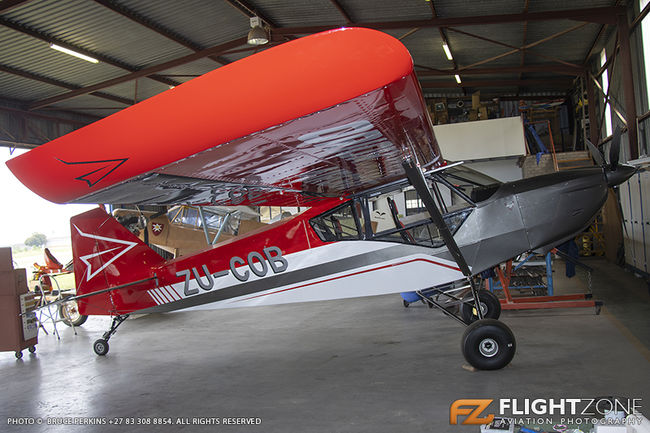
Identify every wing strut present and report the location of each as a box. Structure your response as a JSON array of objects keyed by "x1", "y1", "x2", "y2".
[{"x1": 401, "y1": 159, "x2": 484, "y2": 320}]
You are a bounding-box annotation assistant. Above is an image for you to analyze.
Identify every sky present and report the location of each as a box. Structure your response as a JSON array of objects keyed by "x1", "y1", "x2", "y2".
[{"x1": 0, "y1": 148, "x2": 94, "y2": 247}]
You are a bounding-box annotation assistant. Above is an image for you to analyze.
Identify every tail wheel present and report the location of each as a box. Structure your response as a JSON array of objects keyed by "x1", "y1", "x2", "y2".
[
  {"x1": 459, "y1": 290, "x2": 501, "y2": 323},
  {"x1": 93, "y1": 339, "x2": 109, "y2": 356},
  {"x1": 461, "y1": 319, "x2": 516, "y2": 370},
  {"x1": 58, "y1": 301, "x2": 88, "y2": 327}
]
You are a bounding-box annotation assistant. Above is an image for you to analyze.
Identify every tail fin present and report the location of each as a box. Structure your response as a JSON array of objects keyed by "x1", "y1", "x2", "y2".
[{"x1": 71, "y1": 207, "x2": 165, "y2": 315}]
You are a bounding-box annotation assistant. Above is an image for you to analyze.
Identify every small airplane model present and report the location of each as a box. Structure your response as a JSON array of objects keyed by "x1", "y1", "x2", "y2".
[{"x1": 6, "y1": 28, "x2": 635, "y2": 370}]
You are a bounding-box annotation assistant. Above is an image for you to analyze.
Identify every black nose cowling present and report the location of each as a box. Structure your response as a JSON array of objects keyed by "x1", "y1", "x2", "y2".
[{"x1": 605, "y1": 164, "x2": 637, "y2": 187}]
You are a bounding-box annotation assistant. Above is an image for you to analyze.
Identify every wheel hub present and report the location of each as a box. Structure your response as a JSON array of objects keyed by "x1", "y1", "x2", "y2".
[
  {"x1": 479, "y1": 338, "x2": 499, "y2": 357},
  {"x1": 472, "y1": 301, "x2": 488, "y2": 317}
]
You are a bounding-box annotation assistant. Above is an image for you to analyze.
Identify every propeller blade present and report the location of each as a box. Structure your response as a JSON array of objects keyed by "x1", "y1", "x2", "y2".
[
  {"x1": 585, "y1": 138, "x2": 605, "y2": 166},
  {"x1": 609, "y1": 125, "x2": 621, "y2": 169}
]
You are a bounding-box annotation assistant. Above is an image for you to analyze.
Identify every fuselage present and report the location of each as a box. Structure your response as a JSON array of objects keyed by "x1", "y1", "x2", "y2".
[{"x1": 73, "y1": 165, "x2": 621, "y2": 316}]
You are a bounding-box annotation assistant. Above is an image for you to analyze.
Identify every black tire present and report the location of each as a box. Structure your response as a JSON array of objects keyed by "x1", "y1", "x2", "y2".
[
  {"x1": 28, "y1": 346, "x2": 36, "y2": 353},
  {"x1": 461, "y1": 318, "x2": 516, "y2": 370},
  {"x1": 58, "y1": 301, "x2": 88, "y2": 327},
  {"x1": 403, "y1": 300, "x2": 409, "y2": 308},
  {"x1": 459, "y1": 290, "x2": 501, "y2": 323},
  {"x1": 93, "y1": 339, "x2": 109, "y2": 356},
  {"x1": 15, "y1": 351, "x2": 22, "y2": 359}
]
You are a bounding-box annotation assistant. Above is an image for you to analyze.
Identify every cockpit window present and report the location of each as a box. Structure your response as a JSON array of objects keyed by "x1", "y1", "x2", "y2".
[
  {"x1": 373, "y1": 208, "x2": 472, "y2": 248},
  {"x1": 310, "y1": 201, "x2": 361, "y2": 241},
  {"x1": 310, "y1": 198, "x2": 472, "y2": 249}
]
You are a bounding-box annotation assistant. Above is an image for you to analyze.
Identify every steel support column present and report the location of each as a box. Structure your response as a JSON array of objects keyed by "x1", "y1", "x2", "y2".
[
  {"x1": 618, "y1": 12, "x2": 639, "y2": 159},
  {"x1": 586, "y1": 73, "x2": 599, "y2": 146}
]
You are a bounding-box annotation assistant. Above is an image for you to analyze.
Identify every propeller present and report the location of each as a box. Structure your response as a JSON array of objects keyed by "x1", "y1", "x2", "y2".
[
  {"x1": 585, "y1": 125, "x2": 622, "y2": 170},
  {"x1": 585, "y1": 125, "x2": 635, "y2": 187},
  {"x1": 585, "y1": 138, "x2": 604, "y2": 166},
  {"x1": 609, "y1": 125, "x2": 621, "y2": 170}
]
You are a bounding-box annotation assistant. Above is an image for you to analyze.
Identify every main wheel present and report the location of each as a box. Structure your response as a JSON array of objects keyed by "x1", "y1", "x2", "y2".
[
  {"x1": 28, "y1": 346, "x2": 36, "y2": 353},
  {"x1": 59, "y1": 301, "x2": 88, "y2": 327},
  {"x1": 15, "y1": 351, "x2": 22, "y2": 359},
  {"x1": 461, "y1": 319, "x2": 516, "y2": 370},
  {"x1": 93, "y1": 339, "x2": 109, "y2": 356},
  {"x1": 459, "y1": 290, "x2": 501, "y2": 323}
]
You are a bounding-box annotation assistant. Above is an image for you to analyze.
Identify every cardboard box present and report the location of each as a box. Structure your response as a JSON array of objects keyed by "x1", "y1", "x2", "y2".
[
  {"x1": 0, "y1": 269, "x2": 29, "y2": 296},
  {"x1": 0, "y1": 247, "x2": 13, "y2": 272},
  {"x1": 472, "y1": 91, "x2": 481, "y2": 109}
]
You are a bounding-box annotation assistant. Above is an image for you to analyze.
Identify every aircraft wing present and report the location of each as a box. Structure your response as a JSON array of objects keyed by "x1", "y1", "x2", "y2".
[{"x1": 7, "y1": 28, "x2": 441, "y2": 207}]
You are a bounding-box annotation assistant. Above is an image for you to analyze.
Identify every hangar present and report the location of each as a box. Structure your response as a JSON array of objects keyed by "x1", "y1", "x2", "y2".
[{"x1": 0, "y1": 1, "x2": 649, "y2": 432}]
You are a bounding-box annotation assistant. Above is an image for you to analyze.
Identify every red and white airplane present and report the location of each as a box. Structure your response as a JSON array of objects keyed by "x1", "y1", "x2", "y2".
[{"x1": 6, "y1": 28, "x2": 634, "y2": 370}]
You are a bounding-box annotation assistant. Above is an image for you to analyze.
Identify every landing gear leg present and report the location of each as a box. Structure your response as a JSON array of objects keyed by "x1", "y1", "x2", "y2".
[
  {"x1": 403, "y1": 159, "x2": 515, "y2": 370},
  {"x1": 93, "y1": 314, "x2": 129, "y2": 356}
]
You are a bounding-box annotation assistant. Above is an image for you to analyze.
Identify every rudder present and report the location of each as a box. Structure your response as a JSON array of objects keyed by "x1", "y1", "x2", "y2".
[{"x1": 71, "y1": 207, "x2": 165, "y2": 315}]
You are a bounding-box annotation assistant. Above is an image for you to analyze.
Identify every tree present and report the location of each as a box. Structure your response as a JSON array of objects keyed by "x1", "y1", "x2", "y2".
[{"x1": 24, "y1": 232, "x2": 47, "y2": 248}]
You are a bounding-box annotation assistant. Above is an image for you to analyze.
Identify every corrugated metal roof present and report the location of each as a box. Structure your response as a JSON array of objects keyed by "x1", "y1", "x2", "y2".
[
  {"x1": 435, "y1": 0, "x2": 527, "y2": 18},
  {"x1": 525, "y1": 20, "x2": 602, "y2": 65},
  {"x1": 157, "y1": 58, "x2": 220, "y2": 82},
  {"x1": 0, "y1": 26, "x2": 126, "y2": 87},
  {"x1": 101, "y1": 77, "x2": 169, "y2": 103},
  {"x1": 445, "y1": 23, "x2": 527, "y2": 69},
  {"x1": 117, "y1": 0, "x2": 251, "y2": 48},
  {"x1": 526, "y1": 0, "x2": 614, "y2": 13},
  {"x1": 3, "y1": 0, "x2": 194, "y2": 68},
  {"x1": 48, "y1": 93, "x2": 125, "y2": 118},
  {"x1": 342, "y1": 0, "x2": 431, "y2": 23},
  {"x1": 246, "y1": 0, "x2": 346, "y2": 27},
  {"x1": 0, "y1": 0, "x2": 624, "y2": 121},
  {"x1": 0, "y1": 71, "x2": 62, "y2": 101}
]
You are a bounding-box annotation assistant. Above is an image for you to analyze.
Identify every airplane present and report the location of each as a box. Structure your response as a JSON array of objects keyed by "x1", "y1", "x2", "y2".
[{"x1": 6, "y1": 27, "x2": 635, "y2": 370}]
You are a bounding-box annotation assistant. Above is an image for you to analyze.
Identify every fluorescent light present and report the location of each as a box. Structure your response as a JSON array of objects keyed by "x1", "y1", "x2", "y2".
[
  {"x1": 442, "y1": 43, "x2": 453, "y2": 60},
  {"x1": 455, "y1": 74, "x2": 461, "y2": 84},
  {"x1": 49, "y1": 43, "x2": 99, "y2": 63}
]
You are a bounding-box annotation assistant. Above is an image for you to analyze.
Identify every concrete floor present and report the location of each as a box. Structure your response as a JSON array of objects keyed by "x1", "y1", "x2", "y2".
[{"x1": 0, "y1": 258, "x2": 648, "y2": 433}]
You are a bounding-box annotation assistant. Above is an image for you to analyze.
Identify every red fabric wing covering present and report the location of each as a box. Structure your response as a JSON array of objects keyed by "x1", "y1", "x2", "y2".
[{"x1": 7, "y1": 28, "x2": 440, "y2": 206}]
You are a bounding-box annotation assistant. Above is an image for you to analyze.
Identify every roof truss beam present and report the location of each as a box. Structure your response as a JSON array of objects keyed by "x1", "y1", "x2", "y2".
[
  {"x1": 274, "y1": 6, "x2": 622, "y2": 35},
  {"x1": 93, "y1": 0, "x2": 230, "y2": 66},
  {"x1": 29, "y1": 37, "x2": 248, "y2": 110},
  {"x1": 0, "y1": 0, "x2": 33, "y2": 13},
  {"x1": 420, "y1": 78, "x2": 572, "y2": 89},
  {"x1": 416, "y1": 64, "x2": 584, "y2": 77},
  {"x1": 0, "y1": 63, "x2": 132, "y2": 106},
  {"x1": 455, "y1": 22, "x2": 588, "y2": 71},
  {"x1": 328, "y1": 0, "x2": 353, "y2": 24}
]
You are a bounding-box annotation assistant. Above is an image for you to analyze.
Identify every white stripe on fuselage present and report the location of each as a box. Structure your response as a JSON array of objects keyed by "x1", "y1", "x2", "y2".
[{"x1": 148, "y1": 241, "x2": 464, "y2": 312}]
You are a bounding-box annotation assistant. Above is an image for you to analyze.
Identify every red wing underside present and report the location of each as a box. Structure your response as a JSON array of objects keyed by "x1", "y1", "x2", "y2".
[{"x1": 7, "y1": 28, "x2": 440, "y2": 206}]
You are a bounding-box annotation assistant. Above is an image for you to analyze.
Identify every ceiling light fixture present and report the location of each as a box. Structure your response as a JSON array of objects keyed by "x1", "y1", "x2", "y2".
[
  {"x1": 442, "y1": 43, "x2": 453, "y2": 61},
  {"x1": 455, "y1": 74, "x2": 462, "y2": 84},
  {"x1": 49, "y1": 43, "x2": 99, "y2": 63},
  {"x1": 247, "y1": 16, "x2": 268, "y2": 46}
]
